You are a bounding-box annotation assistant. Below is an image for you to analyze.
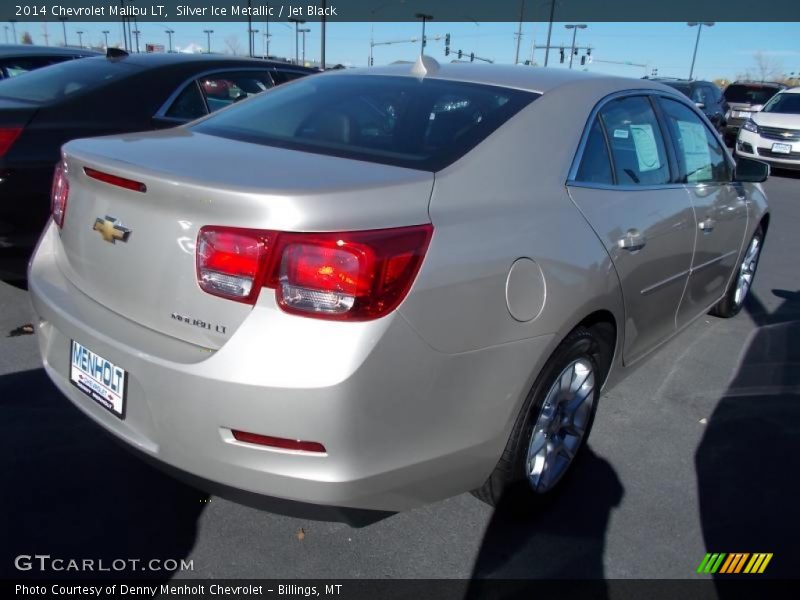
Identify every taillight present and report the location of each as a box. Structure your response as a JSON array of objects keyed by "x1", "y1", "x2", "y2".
[
  {"x1": 51, "y1": 159, "x2": 69, "y2": 229},
  {"x1": 0, "y1": 127, "x2": 22, "y2": 157},
  {"x1": 196, "y1": 224, "x2": 433, "y2": 320}
]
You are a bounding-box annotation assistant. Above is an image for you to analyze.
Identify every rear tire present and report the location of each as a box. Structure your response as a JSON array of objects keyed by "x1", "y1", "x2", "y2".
[
  {"x1": 710, "y1": 226, "x2": 763, "y2": 318},
  {"x1": 473, "y1": 326, "x2": 608, "y2": 507}
]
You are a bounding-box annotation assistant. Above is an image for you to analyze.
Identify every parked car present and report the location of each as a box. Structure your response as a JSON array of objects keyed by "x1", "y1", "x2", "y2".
[
  {"x1": 722, "y1": 81, "x2": 786, "y2": 144},
  {"x1": 0, "y1": 51, "x2": 315, "y2": 251},
  {"x1": 29, "y1": 61, "x2": 769, "y2": 513},
  {"x1": 0, "y1": 44, "x2": 100, "y2": 80},
  {"x1": 649, "y1": 78, "x2": 728, "y2": 132},
  {"x1": 735, "y1": 87, "x2": 800, "y2": 170}
]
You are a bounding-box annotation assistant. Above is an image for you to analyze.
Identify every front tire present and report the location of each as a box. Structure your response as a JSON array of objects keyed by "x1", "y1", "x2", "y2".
[
  {"x1": 710, "y1": 226, "x2": 763, "y2": 318},
  {"x1": 473, "y1": 326, "x2": 608, "y2": 507}
]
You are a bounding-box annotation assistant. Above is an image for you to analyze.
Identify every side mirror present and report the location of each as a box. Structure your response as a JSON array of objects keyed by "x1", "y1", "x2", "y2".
[
  {"x1": 734, "y1": 157, "x2": 769, "y2": 183},
  {"x1": 695, "y1": 102, "x2": 706, "y2": 109}
]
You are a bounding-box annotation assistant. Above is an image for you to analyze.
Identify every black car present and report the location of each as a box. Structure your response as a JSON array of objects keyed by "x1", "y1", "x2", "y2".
[
  {"x1": 0, "y1": 51, "x2": 315, "y2": 251},
  {"x1": 0, "y1": 44, "x2": 101, "y2": 80},
  {"x1": 649, "y1": 78, "x2": 729, "y2": 132}
]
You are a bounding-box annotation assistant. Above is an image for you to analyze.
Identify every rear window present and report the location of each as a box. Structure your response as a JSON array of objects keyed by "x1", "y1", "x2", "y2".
[
  {"x1": 191, "y1": 74, "x2": 538, "y2": 171},
  {"x1": 723, "y1": 84, "x2": 781, "y2": 105},
  {"x1": 0, "y1": 57, "x2": 136, "y2": 103}
]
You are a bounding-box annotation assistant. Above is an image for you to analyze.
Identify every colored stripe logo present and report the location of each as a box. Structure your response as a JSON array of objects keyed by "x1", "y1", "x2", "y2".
[{"x1": 697, "y1": 553, "x2": 773, "y2": 574}]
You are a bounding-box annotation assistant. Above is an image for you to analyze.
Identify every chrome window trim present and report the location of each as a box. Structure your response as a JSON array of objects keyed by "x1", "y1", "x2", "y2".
[
  {"x1": 154, "y1": 66, "x2": 279, "y2": 122},
  {"x1": 567, "y1": 88, "x2": 735, "y2": 190}
]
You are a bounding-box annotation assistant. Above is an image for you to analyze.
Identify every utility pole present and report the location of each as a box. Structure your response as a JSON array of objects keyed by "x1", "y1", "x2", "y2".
[
  {"x1": 42, "y1": 22, "x2": 49, "y2": 46},
  {"x1": 102, "y1": 30, "x2": 110, "y2": 49},
  {"x1": 132, "y1": 29, "x2": 140, "y2": 53},
  {"x1": 203, "y1": 29, "x2": 213, "y2": 54},
  {"x1": 415, "y1": 13, "x2": 433, "y2": 55},
  {"x1": 687, "y1": 22, "x2": 714, "y2": 80},
  {"x1": 250, "y1": 28, "x2": 259, "y2": 57},
  {"x1": 514, "y1": 0, "x2": 525, "y2": 65},
  {"x1": 247, "y1": 0, "x2": 253, "y2": 57},
  {"x1": 9, "y1": 19, "x2": 17, "y2": 44},
  {"x1": 76, "y1": 30, "x2": 84, "y2": 48},
  {"x1": 165, "y1": 29, "x2": 174, "y2": 52},
  {"x1": 59, "y1": 17, "x2": 68, "y2": 47},
  {"x1": 298, "y1": 28, "x2": 310, "y2": 64},
  {"x1": 264, "y1": 10, "x2": 270, "y2": 57},
  {"x1": 321, "y1": 0, "x2": 327, "y2": 69},
  {"x1": 544, "y1": 0, "x2": 556, "y2": 66},
  {"x1": 288, "y1": 18, "x2": 305, "y2": 64},
  {"x1": 565, "y1": 24, "x2": 587, "y2": 69}
]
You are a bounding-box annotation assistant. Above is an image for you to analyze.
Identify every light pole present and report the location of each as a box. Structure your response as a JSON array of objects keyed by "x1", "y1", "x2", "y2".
[
  {"x1": 544, "y1": 0, "x2": 556, "y2": 66},
  {"x1": 298, "y1": 28, "x2": 310, "y2": 64},
  {"x1": 249, "y1": 28, "x2": 259, "y2": 57},
  {"x1": 415, "y1": 13, "x2": 433, "y2": 55},
  {"x1": 102, "y1": 30, "x2": 110, "y2": 49},
  {"x1": 514, "y1": 0, "x2": 525, "y2": 65},
  {"x1": 76, "y1": 30, "x2": 84, "y2": 48},
  {"x1": 9, "y1": 19, "x2": 17, "y2": 44},
  {"x1": 59, "y1": 17, "x2": 68, "y2": 46},
  {"x1": 687, "y1": 22, "x2": 714, "y2": 80},
  {"x1": 320, "y1": 0, "x2": 327, "y2": 69},
  {"x1": 132, "y1": 29, "x2": 140, "y2": 53},
  {"x1": 165, "y1": 28, "x2": 174, "y2": 52},
  {"x1": 204, "y1": 29, "x2": 214, "y2": 54},
  {"x1": 288, "y1": 18, "x2": 305, "y2": 65},
  {"x1": 564, "y1": 24, "x2": 586, "y2": 69}
]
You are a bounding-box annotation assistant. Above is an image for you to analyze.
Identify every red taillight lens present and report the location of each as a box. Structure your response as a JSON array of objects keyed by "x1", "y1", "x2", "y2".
[
  {"x1": 196, "y1": 227, "x2": 275, "y2": 303},
  {"x1": 231, "y1": 430, "x2": 326, "y2": 454},
  {"x1": 195, "y1": 224, "x2": 433, "y2": 320},
  {"x1": 84, "y1": 167, "x2": 147, "y2": 193},
  {"x1": 0, "y1": 127, "x2": 22, "y2": 157},
  {"x1": 51, "y1": 159, "x2": 69, "y2": 229}
]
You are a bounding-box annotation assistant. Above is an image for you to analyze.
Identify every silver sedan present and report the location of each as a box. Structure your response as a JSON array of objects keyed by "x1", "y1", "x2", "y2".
[{"x1": 29, "y1": 58, "x2": 769, "y2": 512}]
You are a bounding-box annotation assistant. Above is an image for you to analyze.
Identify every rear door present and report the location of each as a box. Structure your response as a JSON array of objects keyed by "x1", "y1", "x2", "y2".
[
  {"x1": 657, "y1": 95, "x2": 748, "y2": 328},
  {"x1": 568, "y1": 93, "x2": 696, "y2": 364}
]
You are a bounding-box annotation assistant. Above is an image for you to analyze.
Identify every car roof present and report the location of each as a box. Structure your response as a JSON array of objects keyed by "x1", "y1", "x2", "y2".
[
  {"x1": 101, "y1": 51, "x2": 316, "y2": 71},
  {"x1": 729, "y1": 81, "x2": 785, "y2": 88},
  {"x1": 778, "y1": 87, "x2": 800, "y2": 94},
  {"x1": 328, "y1": 60, "x2": 682, "y2": 96},
  {"x1": 0, "y1": 44, "x2": 101, "y2": 58}
]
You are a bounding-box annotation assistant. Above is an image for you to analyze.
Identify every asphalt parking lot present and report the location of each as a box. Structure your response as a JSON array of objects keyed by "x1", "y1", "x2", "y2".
[{"x1": 1, "y1": 172, "x2": 798, "y2": 581}]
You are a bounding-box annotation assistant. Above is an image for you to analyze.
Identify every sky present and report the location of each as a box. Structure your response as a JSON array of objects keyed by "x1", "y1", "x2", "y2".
[{"x1": 4, "y1": 20, "x2": 799, "y2": 81}]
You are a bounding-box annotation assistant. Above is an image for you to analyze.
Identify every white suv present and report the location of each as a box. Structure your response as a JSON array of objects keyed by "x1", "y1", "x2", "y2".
[{"x1": 736, "y1": 87, "x2": 800, "y2": 171}]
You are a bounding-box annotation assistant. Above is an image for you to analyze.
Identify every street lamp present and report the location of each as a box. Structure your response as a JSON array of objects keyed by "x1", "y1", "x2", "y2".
[
  {"x1": 132, "y1": 29, "x2": 141, "y2": 53},
  {"x1": 415, "y1": 13, "x2": 433, "y2": 55},
  {"x1": 564, "y1": 24, "x2": 587, "y2": 69},
  {"x1": 102, "y1": 30, "x2": 110, "y2": 49},
  {"x1": 165, "y1": 28, "x2": 174, "y2": 52},
  {"x1": 288, "y1": 18, "x2": 305, "y2": 65},
  {"x1": 298, "y1": 28, "x2": 310, "y2": 63},
  {"x1": 687, "y1": 22, "x2": 714, "y2": 80},
  {"x1": 76, "y1": 30, "x2": 84, "y2": 48},
  {"x1": 59, "y1": 17, "x2": 68, "y2": 47},
  {"x1": 249, "y1": 28, "x2": 259, "y2": 57},
  {"x1": 203, "y1": 29, "x2": 214, "y2": 54}
]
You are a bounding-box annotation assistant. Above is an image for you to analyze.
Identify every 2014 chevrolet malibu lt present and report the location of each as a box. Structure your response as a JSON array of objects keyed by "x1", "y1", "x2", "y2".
[{"x1": 29, "y1": 60, "x2": 769, "y2": 512}]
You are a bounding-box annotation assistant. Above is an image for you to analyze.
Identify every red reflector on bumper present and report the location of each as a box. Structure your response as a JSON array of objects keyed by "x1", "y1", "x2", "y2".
[
  {"x1": 231, "y1": 430, "x2": 326, "y2": 454},
  {"x1": 84, "y1": 167, "x2": 147, "y2": 193}
]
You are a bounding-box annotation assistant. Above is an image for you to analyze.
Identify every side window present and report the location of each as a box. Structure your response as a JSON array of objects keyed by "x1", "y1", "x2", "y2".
[
  {"x1": 598, "y1": 96, "x2": 671, "y2": 186},
  {"x1": 575, "y1": 119, "x2": 614, "y2": 185},
  {"x1": 659, "y1": 97, "x2": 731, "y2": 184},
  {"x1": 197, "y1": 71, "x2": 273, "y2": 113},
  {"x1": 165, "y1": 81, "x2": 208, "y2": 120},
  {"x1": 272, "y1": 70, "x2": 307, "y2": 84}
]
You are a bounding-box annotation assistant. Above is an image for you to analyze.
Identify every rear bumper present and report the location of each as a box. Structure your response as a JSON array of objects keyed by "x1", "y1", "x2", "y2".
[{"x1": 29, "y1": 222, "x2": 553, "y2": 511}]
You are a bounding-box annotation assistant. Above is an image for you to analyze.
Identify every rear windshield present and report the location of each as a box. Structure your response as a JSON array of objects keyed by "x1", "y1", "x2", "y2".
[
  {"x1": 191, "y1": 74, "x2": 538, "y2": 171},
  {"x1": 0, "y1": 57, "x2": 136, "y2": 103},
  {"x1": 762, "y1": 93, "x2": 800, "y2": 115},
  {"x1": 723, "y1": 84, "x2": 781, "y2": 105}
]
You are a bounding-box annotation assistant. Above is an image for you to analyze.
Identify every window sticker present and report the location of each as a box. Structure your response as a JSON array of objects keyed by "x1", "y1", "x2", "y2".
[
  {"x1": 613, "y1": 129, "x2": 629, "y2": 139},
  {"x1": 629, "y1": 124, "x2": 661, "y2": 172},
  {"x1": 676, "y1": 120, "x2": 711, "y2": 182}
]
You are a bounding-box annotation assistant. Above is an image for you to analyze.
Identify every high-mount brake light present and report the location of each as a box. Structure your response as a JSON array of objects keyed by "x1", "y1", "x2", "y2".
[
  {"x1": 195, "y1": 225, "x2": 433, "y2": 320},
  {"x1": 84, "y1": 167, "x2": 147, "y2": 193}
]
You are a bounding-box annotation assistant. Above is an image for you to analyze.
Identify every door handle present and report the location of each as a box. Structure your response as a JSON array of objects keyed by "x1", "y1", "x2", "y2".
[
  {"x1": 617, "y1": 230, "x2": 647, "y2": 251},
  {"x1": 699, "y1": 218, "x2": 716, "y2": 233}
]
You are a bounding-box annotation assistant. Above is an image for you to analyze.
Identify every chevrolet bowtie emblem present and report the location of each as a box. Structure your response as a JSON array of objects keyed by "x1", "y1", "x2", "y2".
[{"x1": 93, "y1": 216, "x2": 131, "y2": 244}]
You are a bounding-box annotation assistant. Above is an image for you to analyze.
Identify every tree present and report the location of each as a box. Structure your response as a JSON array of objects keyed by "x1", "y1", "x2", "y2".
[
  {"x1": 752, "y1": 51, "x2": 782, "y2": 83},
  {"x1": 20, "y1": 31, "x2": 33, "y2": 45},
  {"x1": 224, "y1": 35, "x2": 242, "y2": 56}
]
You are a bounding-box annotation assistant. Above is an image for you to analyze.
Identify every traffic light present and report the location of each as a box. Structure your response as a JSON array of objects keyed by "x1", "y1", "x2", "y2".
[
  {"x1": 370, "y1": 56, "x2": 374, "y2": 66},
  {"x1": 587, "y1": 47, "x2": 592, "y2": 56},
  {"x1": 457, "y1": 49, "x2": 463, "y2": 59},
  {"x1": 470, "y1": 52, "x2": 474, "y2": 62},
  {"x1": 445, "y1": 46, "x2": 450, "y2": 56},
  {"x1": 444, "y1": 33, "x2": 451, "y2": 56},
  {"x1": 580, "y1": 55, "x2": 586, "y2": 66},
  {"x1": 559, "y1": 47, "x2": 564, "y2": 63},
  {"x1": 574, "y1": 47, "x2": 578, "y2": 55}
]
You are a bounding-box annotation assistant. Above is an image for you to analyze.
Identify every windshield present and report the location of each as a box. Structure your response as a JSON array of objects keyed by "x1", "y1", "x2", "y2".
[
  {"x1": 723, "y1": 84, "x2": 781, "y2": 105},
  {"x1": 0, "y1": 57, "x2": 136, "y2": 103},
  {"x1": 762, "y1": 93, "x2": 800, "y2": 114},
  {"x1": 191, "y1": 74, "x2": 538, "y2": 171}
]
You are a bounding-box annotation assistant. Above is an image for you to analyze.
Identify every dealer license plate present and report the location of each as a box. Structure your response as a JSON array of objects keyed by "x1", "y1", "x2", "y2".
[
  {"x1": 69, "y1": 340, "x2": 127, "y2": 418},
  {"x1": 771, "y1": 143, "x2": 792, "y2": 154}
]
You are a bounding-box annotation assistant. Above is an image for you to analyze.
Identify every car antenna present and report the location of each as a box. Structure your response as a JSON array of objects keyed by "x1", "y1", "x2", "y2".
[
  {"x1": 410, "y1": 54, "x2": 440, "y2": 79},
  {"x1": 106, "y1": 47, "x2": 129, "y2": 59}
]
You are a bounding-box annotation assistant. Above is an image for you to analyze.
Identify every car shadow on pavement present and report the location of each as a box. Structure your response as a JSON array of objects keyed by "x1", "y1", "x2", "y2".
[
  {"x1": 696, "y1": 289, "x2": 800, "y2": 583},
  {"x1": 0, "y1": 368, "x2": 207, "y2": 580},
  {"x1": 467, "y1": 448, "x2": 623, "y2": 594}
]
